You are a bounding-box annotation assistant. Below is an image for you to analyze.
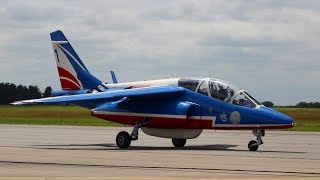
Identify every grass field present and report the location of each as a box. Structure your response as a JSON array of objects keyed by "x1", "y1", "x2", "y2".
[
  {"x1": 0, "y1": 105, "x2": 319, "y2": 131},
  {"x1": 275, "y1": 108, "x2": 320, "y2": 131},
  {"x1": 0, "y1": 105, "x2": 121, "y2": 126}
]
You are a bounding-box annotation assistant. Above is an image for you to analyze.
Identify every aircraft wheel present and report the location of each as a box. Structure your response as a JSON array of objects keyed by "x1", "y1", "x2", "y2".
[
  {"x1": 116, "y1": 131, "x2": 131, "y2": 148},
  {"x1": 248, "y1": 140, "x2": 259, "y2": 151},
  {"x1": 172, "y1": 138, "x2": 186, "y2": 147}
]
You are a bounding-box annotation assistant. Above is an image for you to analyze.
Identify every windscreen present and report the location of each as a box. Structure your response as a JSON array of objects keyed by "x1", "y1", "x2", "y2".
[
  {"x1": 232, "y1": 91, "x2": 257, "y2": 108},
  {"x1": 183, "y1": 78, "x2": 261, "y2": 108}
]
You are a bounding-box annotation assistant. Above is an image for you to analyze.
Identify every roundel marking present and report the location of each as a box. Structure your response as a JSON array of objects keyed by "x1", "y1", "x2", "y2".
[{"x1": 230, "y1": 111, "x2": 241, "y2": 124}]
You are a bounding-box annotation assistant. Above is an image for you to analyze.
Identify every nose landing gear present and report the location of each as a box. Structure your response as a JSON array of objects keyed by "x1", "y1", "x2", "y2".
[{"x1": 248, "y1": 129, "x2": 265, "y2": 151}]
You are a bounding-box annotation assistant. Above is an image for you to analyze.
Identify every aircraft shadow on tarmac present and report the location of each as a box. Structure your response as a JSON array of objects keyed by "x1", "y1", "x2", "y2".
[
  {"x1": 30, "y1": 143, "x2": 305, "y2": 153},
  {"x1": 32, "y1": 143, "x2": 237, "y2": 151}
]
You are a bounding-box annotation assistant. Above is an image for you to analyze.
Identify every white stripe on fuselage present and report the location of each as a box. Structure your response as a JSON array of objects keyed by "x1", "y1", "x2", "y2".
[
  {"x1": 105, "y1": 78, "x2": 180, "y2": 89},
  {"x1": 93, "y1": 111, "x2": 215, "y2": 121},
  {"x1": 92, "y1": 111, "x2": 290, "y2": 128}
]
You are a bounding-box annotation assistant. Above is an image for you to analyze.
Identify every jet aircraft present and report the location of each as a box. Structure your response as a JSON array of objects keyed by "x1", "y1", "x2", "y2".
[{"x1": 12, "y1": 30, "x2": 295, "y2": 151}]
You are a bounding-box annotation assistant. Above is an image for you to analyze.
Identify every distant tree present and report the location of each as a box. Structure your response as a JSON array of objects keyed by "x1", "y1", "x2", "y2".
[
  {"x1": 0, "y1": 82, "x2": 52, "y2": 104},
  {"x1": 27, "y1": 85, "x2": 42, "y2": 99},
  {"x1": 314, "y1": 102, "x2": 320, "y2": 108},
  {"x1": 296, "y1": 102, "x2": 308, "y2": 108},
  {"x1": 15, "y1": 85, "x2": 28, "y2": 101},
  {"x1": 42, "y1": 86, "x2": 52, "y2": 97},
  {"x1": 296, "y1": 102, "x2": 320, "y2": 108},
  {"x1": 262, "y1": 101, "x2": 274, "y2": 107},
  {"x1": 0, "y1": 83, "x2": 16, "y2": 104}
]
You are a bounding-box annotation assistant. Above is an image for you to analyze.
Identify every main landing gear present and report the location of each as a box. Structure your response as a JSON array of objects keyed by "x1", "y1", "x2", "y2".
[
  {"x1": 116, "y1": 118, "x2": 149, "y2": 148},
  {"x1": 248, "y1": 129, "x2": 265, "y2": 151},
  {"x1": 172, "y1": 138, "x2": 187, "y2": 147}
]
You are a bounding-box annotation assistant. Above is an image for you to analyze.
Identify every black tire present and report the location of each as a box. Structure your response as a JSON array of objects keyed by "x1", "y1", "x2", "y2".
[
  {"x1": 172, "y1": 138, "x2": 186, "y2": 147},
  {"x1": 248, "y1": 140, "x2": 259, "y2": 151},
  {"x1": 116, "y1": 131, "x2": 131, "y2": 148}
]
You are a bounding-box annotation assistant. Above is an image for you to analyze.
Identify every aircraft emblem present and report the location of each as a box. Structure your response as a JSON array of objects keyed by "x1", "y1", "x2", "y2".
[{"x1": 220, "y1": 112, "x2": 228, "y2": 122}]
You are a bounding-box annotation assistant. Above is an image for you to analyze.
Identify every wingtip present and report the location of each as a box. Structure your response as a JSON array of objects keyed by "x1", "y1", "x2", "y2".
[
  {"x1": 10, "y1": 99, "x2": 38, "y2": 106},
  {"x1": 10, "y1": 101, "x2": 24, "y2": 106}
]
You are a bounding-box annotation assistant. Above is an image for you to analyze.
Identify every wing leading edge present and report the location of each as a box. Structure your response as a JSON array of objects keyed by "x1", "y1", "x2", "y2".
[{"x1": 11, "y1": 86, "x2": 186, "y2": 108}]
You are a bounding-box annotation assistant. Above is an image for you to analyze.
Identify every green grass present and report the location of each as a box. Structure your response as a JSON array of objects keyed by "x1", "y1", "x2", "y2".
[
  {"x1": 275, "y1": 108, "x2": 320, "y2": 131},
  {"x1": 0, "y1": 105, "x2": 319, "y2": 131},
  {"x1": 0, "y1": 105, "x2": 121, "y2": 126}
]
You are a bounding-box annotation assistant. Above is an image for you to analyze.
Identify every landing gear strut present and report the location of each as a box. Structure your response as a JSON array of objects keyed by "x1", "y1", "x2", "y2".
[
  {"x1": 248, "y1": 129, "x2": 265, "y2": 151},
  {"x1": 116, "y1": 117, "x2": 149, "y2": 149}
]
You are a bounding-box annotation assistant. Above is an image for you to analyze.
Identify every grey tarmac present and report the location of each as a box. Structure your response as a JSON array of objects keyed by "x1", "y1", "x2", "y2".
[{"x1": 0, "y1": 125, "x2": 319, "y2": 179}]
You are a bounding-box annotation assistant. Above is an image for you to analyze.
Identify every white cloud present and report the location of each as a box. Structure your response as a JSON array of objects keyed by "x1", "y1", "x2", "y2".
[{"x1": 0, "y1": 0, "x2": 319, "y2": 105}]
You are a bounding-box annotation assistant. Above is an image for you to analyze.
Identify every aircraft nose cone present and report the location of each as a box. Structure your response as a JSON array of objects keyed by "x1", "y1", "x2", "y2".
[
  {"x1": 260, "y1": 106, "x2": 295, "y2": 128},
  {"x1": 278, "y1": 113, "x2": 295, "y2": 127}
]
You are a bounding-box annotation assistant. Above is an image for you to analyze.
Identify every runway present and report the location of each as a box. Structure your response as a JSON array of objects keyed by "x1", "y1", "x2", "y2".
[{"x1": 0, "y1": 125, "x2": 319, "y2": 179}]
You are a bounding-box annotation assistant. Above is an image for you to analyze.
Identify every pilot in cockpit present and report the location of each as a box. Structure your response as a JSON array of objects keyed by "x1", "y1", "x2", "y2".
[
  {"x1": 209, "y1": 80, "x2": 234, "y2": 102},
  {"x1": 224, "y1": 86, "x2": 234, "y2": 102},
  {"x1": 207, "y1": 79, "x2": 258, "y2": 108},
  {"x1": 236, "y1": 92, "x2": 255, "y2": 108}
]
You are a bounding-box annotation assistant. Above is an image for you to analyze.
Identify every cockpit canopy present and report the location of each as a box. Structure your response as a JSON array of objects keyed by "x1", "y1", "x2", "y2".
[{"x1": 178, "y1": 78, "x2": 261, "y2": 108}]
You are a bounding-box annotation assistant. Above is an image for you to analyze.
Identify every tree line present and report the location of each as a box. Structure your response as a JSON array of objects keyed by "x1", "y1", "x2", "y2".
[
  {"x1": 260, "y1": 101, "x2": 320, "y2": 108},
  {"x1": 0, "y1": 82, "x2": 319, "y2": 107},
  {"x1": 294, "y1": 102, "x2": 320, "y2": 108},
  {"x1": 0, "y1": 82, "x2": 52, "y2": 104}
]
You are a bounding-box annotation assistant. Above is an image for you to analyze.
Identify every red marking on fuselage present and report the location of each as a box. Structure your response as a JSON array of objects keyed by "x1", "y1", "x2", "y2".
[{"x1": 92, "y1": 113, "x2": 293, "y2": 130}]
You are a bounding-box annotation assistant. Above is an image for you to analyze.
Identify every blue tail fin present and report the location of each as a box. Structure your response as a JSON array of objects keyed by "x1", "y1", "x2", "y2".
[
  {"x1": 110, "y1": 70, "x2": 118, "y2": 84},
  {"x1": 50, "y1": 30, "x2": 107, "y2": 91}
]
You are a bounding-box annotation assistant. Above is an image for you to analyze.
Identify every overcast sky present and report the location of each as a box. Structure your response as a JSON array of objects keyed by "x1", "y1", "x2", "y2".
[{"x1": 0, "y1": 0, "x2": 319, "y2": 105}]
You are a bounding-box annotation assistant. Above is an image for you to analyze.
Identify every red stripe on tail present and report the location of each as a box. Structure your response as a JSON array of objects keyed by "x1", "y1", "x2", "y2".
[
  {"x1": 57, "y1": 67, "x2": 81, "y2": 90},
  {"x1": 59, "y1": 78, "x2": 81, "y2": 90}
]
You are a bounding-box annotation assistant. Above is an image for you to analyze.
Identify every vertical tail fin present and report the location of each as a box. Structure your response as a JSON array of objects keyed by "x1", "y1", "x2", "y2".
[
  {"x1": 110, "y1": 70, "x2": 118, "y2": 84},
  {"x1": 50, "y1": 30, "x2": 107, "y2": 91}
]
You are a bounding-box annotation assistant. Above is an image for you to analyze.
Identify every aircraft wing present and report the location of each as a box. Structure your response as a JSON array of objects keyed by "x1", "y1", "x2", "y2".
[{"x1": 11, "y1": 86, "x2": 186, "y2": 106}]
